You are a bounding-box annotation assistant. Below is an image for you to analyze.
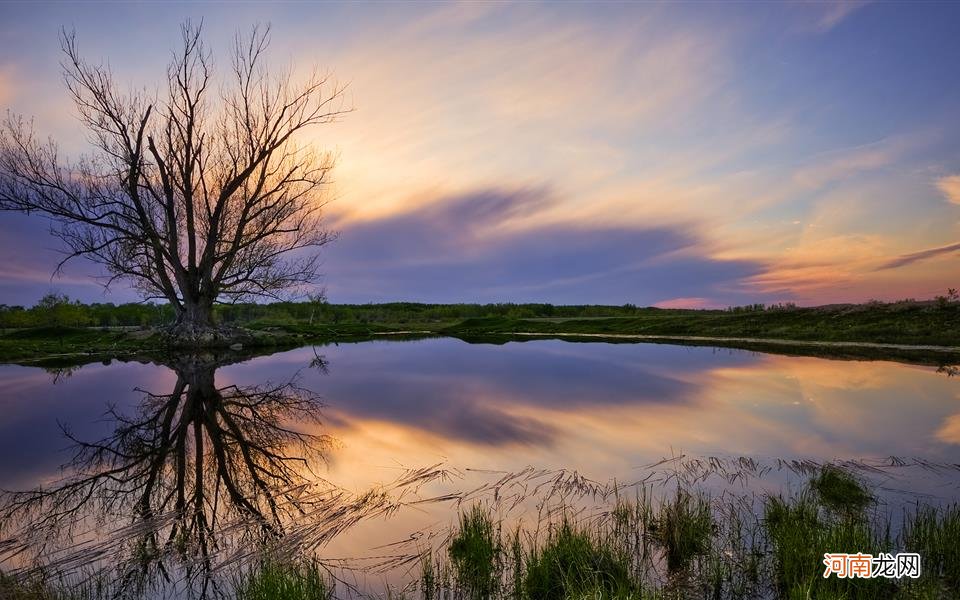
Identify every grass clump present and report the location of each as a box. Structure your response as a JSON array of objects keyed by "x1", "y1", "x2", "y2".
[
  {"x1": 649, "y1": 489, "x2": 713, "y2": 571},
  {"x1": 903, "y1": 503, "x2": 960, "y2": 595},
  {"x1": 811, "y1": 465, "x2": 873, "y2": 514},
  {"x1": 764, "y1": 493, "x2": 893, "y2": 600},
  {"x1": 448, "y1": 505, "x2": 502, "y2": 600},
  {"x1": 236, "y1": 557, "x2": 332, "y2": 600},
  {"x1": 524, "y1": 521, "x2": 641, "y2": 600}
]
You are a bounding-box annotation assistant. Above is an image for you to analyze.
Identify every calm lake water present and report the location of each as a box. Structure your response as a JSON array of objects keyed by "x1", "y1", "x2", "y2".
[{"x1": 1, "y1": 337, "x2": 959, "y2": 594}]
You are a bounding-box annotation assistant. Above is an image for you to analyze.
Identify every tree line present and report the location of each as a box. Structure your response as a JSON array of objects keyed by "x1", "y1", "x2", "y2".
[{"x1": 0, "y1": 294, "x2": 661, "y2": 329}]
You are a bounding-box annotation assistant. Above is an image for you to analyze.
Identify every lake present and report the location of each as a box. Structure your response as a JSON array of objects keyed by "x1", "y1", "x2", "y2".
[{"x1": 1, "y1": 337, "x2": 959, "y2": 596}]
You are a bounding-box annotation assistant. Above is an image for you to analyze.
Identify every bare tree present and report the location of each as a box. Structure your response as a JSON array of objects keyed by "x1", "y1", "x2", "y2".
[{"x1": 0, "y1": 22, "x2": 347, "y2": 341}]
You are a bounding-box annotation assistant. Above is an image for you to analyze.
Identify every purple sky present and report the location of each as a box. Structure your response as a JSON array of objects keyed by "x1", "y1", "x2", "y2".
[{"x1": 1, "y1": 1, "x2": 959, "y2": 307}]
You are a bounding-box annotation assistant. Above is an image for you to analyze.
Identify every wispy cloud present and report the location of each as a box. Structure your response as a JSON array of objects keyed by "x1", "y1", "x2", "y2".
[
  {"x1": 791, "y1": 135, "x2": 925, "y2": 190},
  {"x1": 323, "y1": 187, "x2": 768, "y2": 306},
  {"x1": 876, "y1": 241, "x2": 960, "y2": 270},
  {"x1": 936, "y1": 175, "x2": 960, "y2": 205},
  {"x1": 811, "y1": 0, "x2": 872, "y2": 33}
]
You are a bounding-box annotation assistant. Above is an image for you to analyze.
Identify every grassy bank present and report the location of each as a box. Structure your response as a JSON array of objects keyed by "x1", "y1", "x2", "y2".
[
  {"x1": 0, "y1": 322, "x2": 415, "y2": 365},
  {"x1": 1, "y1": 300, "x2": 958, "y2": 366},
  {"x1": 444, "y1": 302, "x2": 960, "y2": 347}
]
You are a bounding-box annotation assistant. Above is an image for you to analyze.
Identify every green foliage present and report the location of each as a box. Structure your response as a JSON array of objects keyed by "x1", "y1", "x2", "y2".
[
  {"x1": 0, "y1": 295, "x2": 173, "y2": 329},
  {"x1": 935, "y1": 288, "x2": 959, "y2": 310},
  {"x1": 4, "y1": 294, "x2": 960, "y2": 350},
  {"x1": 524, "y1": 521, "x2": 639, "y2": 600},
  {"x1": 449, "y1": 505, "x2": 502, "y2": 600},
  {"x1": 236, "y1": 557, "x2": 332, "y2": 600}
]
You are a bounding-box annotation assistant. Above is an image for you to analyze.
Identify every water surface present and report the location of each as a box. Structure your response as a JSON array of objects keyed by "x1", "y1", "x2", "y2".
[{"x1": 1, "y1": 338, "x2": 958, "y2": 594}]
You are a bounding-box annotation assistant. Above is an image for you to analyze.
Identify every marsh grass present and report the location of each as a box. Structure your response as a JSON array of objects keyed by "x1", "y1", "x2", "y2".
[
  {"x1": 810, "y1": 465, "x2": 873, "y2": 515},
  {"x1": 235, "y1": 557, "x2": 332, "y2": 600},
  {"x1": 448, "y1": 505, "x2": 503, "y2": 600},
  {"x1": 764, "y1": 492, "x2": 894, "y2": 599},
  {"x1": 524, "y1": 521, "x2": 641, "y2": 600},
  {"x1": 649, "y1": 488, "x2": 713, "y2": 572},
  {"x1": 416, "y1": 464, "x2": 960, "y2": 600},
  {"x1": 902, "y1": 503, "x2": 960, "y2": 595}
]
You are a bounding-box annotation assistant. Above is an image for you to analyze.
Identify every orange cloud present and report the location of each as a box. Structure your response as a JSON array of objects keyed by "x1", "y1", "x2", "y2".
[
  {"x1": 654, "y1": 297, "x2": 714, "y2": 309},
  {"x1": 936, "y1": 175, "x2": 960, "y2": 205}
]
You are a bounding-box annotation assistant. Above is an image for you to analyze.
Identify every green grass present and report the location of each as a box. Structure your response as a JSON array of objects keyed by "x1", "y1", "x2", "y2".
[
  {"x1": 810, "y1": 465, "x2": 874, "y2": 515},
  {"x1": 761, "y1": 466, "x2": 898, "y2": 599},
  {"x1": 524, "y1": 521, "x2": 641, "y2": 600},
  {"x1": 235, "y1": 557, "x2": 332, "y2": 600},
  {"x1": 448, "y1": 505, "x2": 502, "y2": 599},
  {"x1": 764, "y1": 492, "x2": 895, "y2": 600},
  {"x1": 902, "y1": 503, "x2": 960, "y2": 595},
  {"x1": 0, "y1": 302, "x2": 960, "y2": 365},
  {"x1": 445, "y1": 302, "x2": 960, "y2": 347},
  {"x1": 415, "y1": 467, "x2": 960, "y2": 600},
  {"x1": 2, "y1": 299, "x2": 959, "y2": 365}
]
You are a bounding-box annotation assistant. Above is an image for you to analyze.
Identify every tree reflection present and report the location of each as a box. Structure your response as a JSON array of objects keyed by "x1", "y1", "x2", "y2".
[{"x1": 0, "y1": 350, "x2": 332, "y2": 596}]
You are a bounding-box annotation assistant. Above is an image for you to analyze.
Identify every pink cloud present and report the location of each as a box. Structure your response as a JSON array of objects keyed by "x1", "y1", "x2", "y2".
[{"x1": 654, "y1": 297, "x2": 715, "y2": 309}]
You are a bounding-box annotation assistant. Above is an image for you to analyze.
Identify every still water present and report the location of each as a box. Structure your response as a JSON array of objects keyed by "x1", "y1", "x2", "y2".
[{"x1": 1, "y1": 337, "x2": 958, "y2": 594}]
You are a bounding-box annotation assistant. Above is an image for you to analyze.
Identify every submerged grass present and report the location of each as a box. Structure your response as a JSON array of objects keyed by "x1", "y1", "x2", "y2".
[
  {"x1": 810, "y1": 465, "x2": 873, "y2": 514},
  {"x1": 649, "y1": 489, "x2": 713, "y2": 572}
]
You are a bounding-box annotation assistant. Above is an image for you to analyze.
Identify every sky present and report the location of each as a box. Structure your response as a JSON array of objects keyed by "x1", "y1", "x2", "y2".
[{"x1": 0, "y1": 1, "x2": 959, "y2": 308}]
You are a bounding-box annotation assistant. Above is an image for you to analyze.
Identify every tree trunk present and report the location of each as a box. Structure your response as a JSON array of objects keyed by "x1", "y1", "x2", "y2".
[
  {"x1": 167, "y1": 298, "x2": 220, "y2": 345},
  {"x1": 176, "y1": 299, "x2": 215, "y2": 330}
]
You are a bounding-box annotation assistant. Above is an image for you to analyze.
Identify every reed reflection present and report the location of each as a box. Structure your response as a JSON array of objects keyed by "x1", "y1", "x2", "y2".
[{"x1": 0, "y1": 350, "x2": 332, "y2": 596}]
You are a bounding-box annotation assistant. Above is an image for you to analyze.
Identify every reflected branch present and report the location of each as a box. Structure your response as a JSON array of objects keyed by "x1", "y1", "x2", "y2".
[{"x1": 0, "y1": 351, "x2": 332, "y2": 594}]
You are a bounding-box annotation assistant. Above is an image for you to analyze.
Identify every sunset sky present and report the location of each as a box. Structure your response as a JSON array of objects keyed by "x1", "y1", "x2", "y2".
[{"x1": 1, "y1": 1, "x2": 959, "y2": 308}]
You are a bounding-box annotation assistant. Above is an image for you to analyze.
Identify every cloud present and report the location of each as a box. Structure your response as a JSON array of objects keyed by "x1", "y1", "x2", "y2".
[
  {"x1": 936, "y1": 413, "x2": 960, "y2": 445},
  {"x1": 323, "y1": 188, "x2": 769, "y2": 306},
  {"x1": 0, "y1": 213, "x2": 140, "y2": 305},
  {"x1": 791, "y1": 135, "x2": 923, "y2": 190},
  {"x1": 654, "y1": 297, "x2": 714, "y2": 309},
  {"x1": 937, "y1": 175, "x2": 960, "y2": 205},
  {"x1": 875, "y1": 241, "x2": 960, "y2": 271},
  {"x1": 0, "y1": 63, "x2": 17, "y2": 105},
  {"x1": 810, "y1": 1, "x2": 872, "y2": 33}
]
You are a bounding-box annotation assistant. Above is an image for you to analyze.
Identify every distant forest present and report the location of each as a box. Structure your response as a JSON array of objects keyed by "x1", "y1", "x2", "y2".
[
  {"x1": 0, "y1": 293, "x2": 807, "y2": 329},
  {"x1": 0, "y1": 293, "x2": 661, "y2": 328},
  {"x1": 3, "y1": 291, "x2": 954, "y2": 330}
]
